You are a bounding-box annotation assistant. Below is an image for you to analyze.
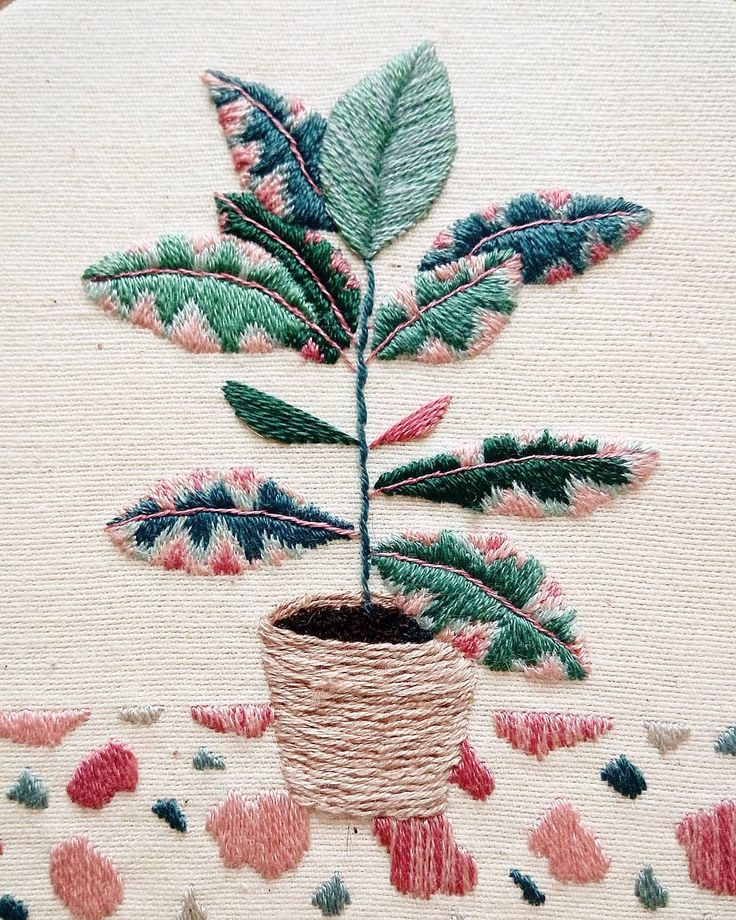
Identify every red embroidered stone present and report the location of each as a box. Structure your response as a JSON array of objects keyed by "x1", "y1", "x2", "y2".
[
  {"x1": 449, "y1": 739, "x2": 495, "y2": 800},
  {"x1": 373, "y1": 814, "x2": 477, "y2": 898},
  {"x1": 676, "y1": 800, "x2": 736, "y2": 895},
  {"x1": 67, "y1": 740, "x2": 138, "y2": 809},
  {"x1": 191, "y1": 703, "x2": 274, "y2": 738}
]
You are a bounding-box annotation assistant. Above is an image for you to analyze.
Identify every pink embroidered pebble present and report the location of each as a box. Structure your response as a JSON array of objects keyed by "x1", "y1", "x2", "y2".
[
  {"x1": 50, "y1": 835, "x2": 124, "y2": 920},
  {"x1": 191, "y1": 703, "x2": 274, "y2": 738},
  {"x1": 676, "y1": 800, "x2": 736, "y2": 895},
  {"x1": 0, "y1": 708, "x2": 90, "y2": 747},
  {"x1": 449, "y1": 739, "x2": 495, "y2": 800},
  {"x1": 206, "y1": 790, "x2": 310, "y2": 878},
  {"x1": 495, "y1": 710, "x2": 614, "y2": 759},
  {"x1": 529, "y1": 799, "x2": 610, "y2": 883},
  {"x1": 373, "y1": 813, "x2": 477, "y2": 898},
  {"x1": 67, "y1": 740, "x2": 138, "y2": 808}
]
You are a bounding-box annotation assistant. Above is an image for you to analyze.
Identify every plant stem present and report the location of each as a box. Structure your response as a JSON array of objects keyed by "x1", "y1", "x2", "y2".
[{"x1": 355, "y1": 258, "x2": 375, "y2": 613}]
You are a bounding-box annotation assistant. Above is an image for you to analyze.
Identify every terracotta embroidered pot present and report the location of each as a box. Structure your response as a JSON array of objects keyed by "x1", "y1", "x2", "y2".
[{"x1": 260, "y1": 593, "x2": 476, "y2": 819}]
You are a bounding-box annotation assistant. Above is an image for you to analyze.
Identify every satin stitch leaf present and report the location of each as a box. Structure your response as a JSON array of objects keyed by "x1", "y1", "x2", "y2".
[
  {"x1": 420, "y1": 190, "x2": 652, "y2": 283},
  {"x1": 223, "y1": 380, "x2": 357, "y2": 445},
  {"x1": 83, "y1": 234, "x2": 348, "y2": 364},
  {"x1": 216, "y1": 191, "x2": 360, "y2": 345},
  {"x1": 372, "y1": 530, "x2": 589, "y2": 680},
  {"x1": 373, "y1": 431, "x2": 658, "y2": 517},
  {"x1": 320, "y1": 42, "x2": 456, "y2": 257},
  {"x1": 370, "y1": 251, "x2": 521, "y2": 363},
  {"x1": 107, "y1": 469, "x2": 355, "y2": 575},
  {"x1": 203, "y1": 70, "x2": 333, "y2": 230}
]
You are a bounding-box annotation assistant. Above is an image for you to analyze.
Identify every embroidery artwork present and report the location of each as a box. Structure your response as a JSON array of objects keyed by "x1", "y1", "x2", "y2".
[{"x1": 74, "y1": 41, "x2": 658, "y2": 906}]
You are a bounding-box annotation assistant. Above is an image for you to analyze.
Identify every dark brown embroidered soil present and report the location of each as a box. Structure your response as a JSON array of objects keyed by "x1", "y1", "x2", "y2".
[{"x1": 275, "y1": 601, "x2": 433, "y2": 645}]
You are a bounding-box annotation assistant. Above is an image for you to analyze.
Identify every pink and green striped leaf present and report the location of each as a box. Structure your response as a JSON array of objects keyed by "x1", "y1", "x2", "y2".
[
  {"x1": 216, "y1": 192, "x2": 359, "y2": 346},
  {"x1": 107, "y1": 469, "x2": 355, "y2": 575},
  {"x1": 373, "y1": 431, "x2": 658, "y2": 516},
  {"x1": 204, "y1": 71, "x2": 333, "y2": 230},
  {"x1": 419, "y1": 190, "x2": 652, "y2": 284},
  {"x1": 369, "y1": 251, "x2": 521, "y2": 363},
  {"x1": 83, "y1": 234, "x2": 349, "y2": 364},
  {"x1": 372, "y1": 531, "x2": 589, "y2": 680}
]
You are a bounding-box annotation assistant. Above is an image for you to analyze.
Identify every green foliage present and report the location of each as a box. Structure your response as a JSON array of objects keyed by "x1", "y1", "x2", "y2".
[
  {"x1": 223, "y1": 380, "x2": 357, "y2": 445},
  {"x1": 374, "y1": 431, "x2": 657, "y2": 516},
  {"x1": 320, "y1": 42, "x2": 456, "y2": 257},
  {"x1": 372, "y1": 530, "x2": 588, "y2": 680},
  {"x1": 216, "y1": 191, "x2": 360, "y2": 344},
  {"x1": 370, "y1": 250, "x2": 520, "y2": 361},
  {"x1": 84, "y1": 234, "x2": 348, "y2": 363}
]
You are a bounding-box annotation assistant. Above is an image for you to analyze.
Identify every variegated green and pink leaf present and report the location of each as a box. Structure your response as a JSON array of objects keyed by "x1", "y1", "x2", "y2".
[
  {"x1": 369, "y1": 251, "x2": 521, "y2": 363},
  {"x1": 420, "y1": 190, "x2": 652, "y2": 284},
  {"x1": 107, "y1": 469, "x2": 355, "y2": 575},
  {"x1": 204, "y1": 70, "x2": 333, "y2": 230},
  {"x1": 372, "y1": 530, "x2": 589, "y2": 680},
  {"x1": 215, "y1": 191, "x2": 360, "y2": 345},
  {"x1": 373, "y1": 431, "x2": 658, "y2": 516},
  {"x1": 83, "y1": 234, "x2": 350, "y2": 364}
]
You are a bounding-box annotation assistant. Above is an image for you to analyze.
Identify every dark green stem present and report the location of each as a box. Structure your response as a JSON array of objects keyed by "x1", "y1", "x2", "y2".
[{"x1": 354, "y1": 258, "x2": 375, "y2": 613}]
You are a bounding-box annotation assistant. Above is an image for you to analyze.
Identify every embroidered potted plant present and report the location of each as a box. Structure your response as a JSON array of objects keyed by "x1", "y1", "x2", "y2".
[{"x1": 86, "y1": 44, "x2": 656, "y2": 898}]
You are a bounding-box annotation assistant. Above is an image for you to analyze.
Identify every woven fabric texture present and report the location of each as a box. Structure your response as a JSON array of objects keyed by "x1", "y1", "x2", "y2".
[{"x1": 1, "y1": 0, "x2": 735, "y2": 917}]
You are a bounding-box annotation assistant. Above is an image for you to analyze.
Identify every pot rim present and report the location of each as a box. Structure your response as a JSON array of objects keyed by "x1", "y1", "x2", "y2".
[{"x1": 260, "y1": 590, "x2": 445, "y2": 651}]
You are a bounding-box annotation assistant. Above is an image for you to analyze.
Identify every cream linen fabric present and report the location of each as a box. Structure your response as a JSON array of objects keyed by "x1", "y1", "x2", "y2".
[{"x1": 1, "y1": 0, "x2": 736, "y2": 917}]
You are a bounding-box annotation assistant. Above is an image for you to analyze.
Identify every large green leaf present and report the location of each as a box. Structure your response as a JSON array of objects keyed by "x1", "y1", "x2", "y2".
[
  {"x1": 372, "y1": 531, "x2": 589, "y2": 680},
  {"x1": 369, "y1": 251, "x2": 521, "y2": 362},
  {"x1": 373, "y1": 431, "x2": 658, "y2": 516},
  {"x1": 83, "y1": 234, "x2": 349, "y2": 364},
  {"x1": 320, "y1": 42, "x2": 456, "y2": 258},
  {"x1": 223, "y1": 380, "x2": 357, "y2": 445}
]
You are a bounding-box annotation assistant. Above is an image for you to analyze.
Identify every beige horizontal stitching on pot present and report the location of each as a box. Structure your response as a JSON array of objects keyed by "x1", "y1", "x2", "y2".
[{"x1": 260, "y1": 593, "x2": 476, "y2": 819}]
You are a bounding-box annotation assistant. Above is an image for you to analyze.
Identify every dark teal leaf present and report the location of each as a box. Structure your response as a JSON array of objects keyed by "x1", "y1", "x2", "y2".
[{"x1": 223, "y1": 380, "x2": 357, "y2": 445}]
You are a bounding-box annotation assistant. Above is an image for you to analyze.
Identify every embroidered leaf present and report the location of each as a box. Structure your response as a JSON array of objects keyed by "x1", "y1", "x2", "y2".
[
  {"x1": 373, "y1": 431, "x2": 658, "y2": 516},
  {"x1": 320, "y1": 42, "x2": 456, "y2": 257},
  {"x1": 203, "y1": 71, "x2": 333, "y2": 230},
  {"x1": 223, "y1": 381, "x2": 357, "y2": 445},
  {"x1": 370, "y1": 251, "x2": 521, "y2": 363},
  {"x1": 372, "y1": 531, "x2": 589, "y2": 680},
  {"x1": 107, "y1": 469, "x2": 355, "y2": 575},
  {"x1": 83, "y1": 234, "x2": 349, "y2": 365},
  {"x1": 216, "y1": 192, "x2": 360, "y2": 344},
  {"x1": 370, "y1": 395, "x2": 452, "y2": 449},
  {"x1": 419, "y1": 190, "x2": 652, "y2": 283}
]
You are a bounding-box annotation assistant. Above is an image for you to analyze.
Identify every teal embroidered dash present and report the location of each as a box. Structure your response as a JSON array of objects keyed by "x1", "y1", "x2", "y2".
[
  {"x1": 7, "y1": 768, "x2": 49, "y2": 810},
  {"x1": 193, "y1": 747, "x2": 226, "y2": 770},
  {"x1": 152, "y1": 797, "x2": 187, "y2": 833},
  {"x1": 0, "y1": 895, "x2": 28, "y2": 920},
  {"x1": 601, "y1": 754, "x2": 647, "y2": 799},
  {"x1": 714, "y1": 723, "x2": 736, "y2": 755},
  {"x1": 635, "y1": 865, "x2": 668, "y2": 910},
  {"x1": 509, "y1": 868, "x2": 545, "y2": 905},
  {"x1": 312, "y1": 872, "x2": 351, "y2": 916}
]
